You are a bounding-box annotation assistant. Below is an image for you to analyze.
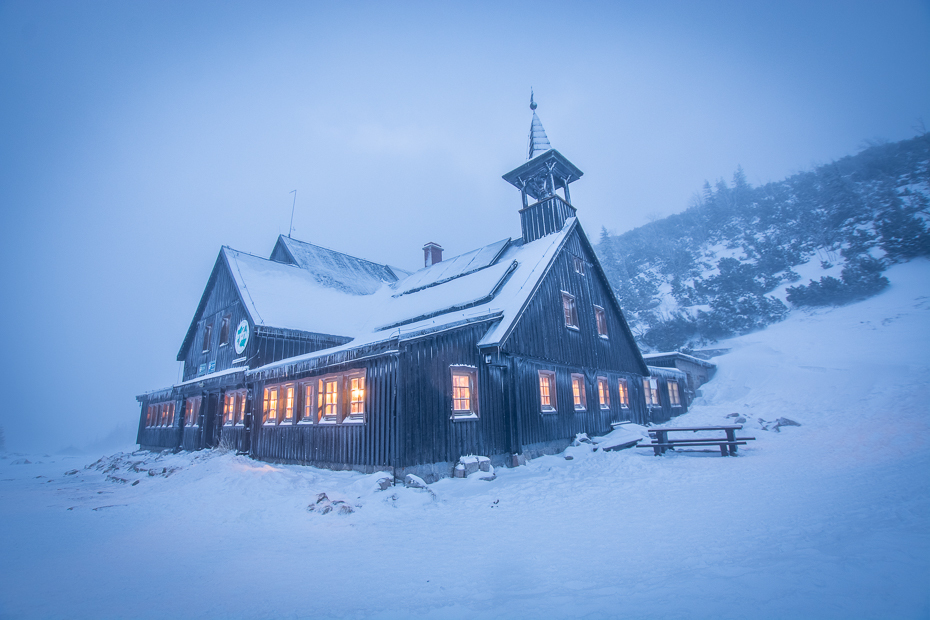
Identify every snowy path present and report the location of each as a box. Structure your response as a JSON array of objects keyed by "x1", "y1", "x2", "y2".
[{"x1": 1, "y1": 260, "x2": 928, "y2": 619}]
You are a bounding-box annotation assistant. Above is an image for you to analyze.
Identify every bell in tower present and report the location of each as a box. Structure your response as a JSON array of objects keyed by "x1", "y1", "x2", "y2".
[{"x1": 502, "y1": 92, "x2": 584, "y2": 244}]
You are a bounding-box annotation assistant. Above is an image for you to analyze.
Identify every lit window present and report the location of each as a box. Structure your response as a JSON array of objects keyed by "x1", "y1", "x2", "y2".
[
  {"x1": 223, "y1": 393, "x2": 235, "y2": 425},
  {"x1": 319, "y1": 378, "x2": 339, "y2": 423},
  {"x1": 668, "y1": 380, "x2": 681, "y2": 407},
  {"x1": 594, "y1": 306, "x2": 608, "y2": 338},
  {"x1": 571, "y1": 374, "x2": 586, "y2": 410},
  {"x1": 300, "y1": 381, "x2": 315, "y2": 423},
  {"x1": 573, "y1": 256, "x2": 585, "y2": 275},
  {"x1": 562, "y1": 292, "x2": 578, "y2": 329},
  {"x1": 346, "y1": 373, "x2": 366, "y2": 422},
  {"x1": 149, "y1": 401, "x2": 175, "y2": 428},
  {"x1": 202, "y1": 323, "x2": 213, "y2": 353},
  {"x1": 597, "y1": 377, "x2": 610, "y2": 409},
  {"x1": 282, "y1": 384, "x2": 295, "y2": 423},
  {"x1": 618, "y1": 379, "x2": 629, "y2": 408},
  {"x1": 451, "y1": 367, "x2": 478, "y2": 419},
  {"x1": 263, "y1": 387, "x2": 279, "y2": 424},
  {"x1": 643, "y1": 378, "x2": 660, "y2": 407},
  {"x1": 185, "y1": 396, "x2": 202, "y2": 426},
  {"x1": 219, "y1": 315, "x2": 231, "y2": 346},
  {"x1": 539, "y1": 370, "x2": 556, "y2": 413}
]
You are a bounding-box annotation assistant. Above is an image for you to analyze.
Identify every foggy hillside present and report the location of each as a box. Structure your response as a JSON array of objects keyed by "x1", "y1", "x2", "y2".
[{"x1": 596, "y1": 133, "x2": 930, "y2": 352}]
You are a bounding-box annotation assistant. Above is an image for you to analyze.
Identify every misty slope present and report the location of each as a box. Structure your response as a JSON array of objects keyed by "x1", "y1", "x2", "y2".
[
  {"x1": 597, "y1": 133, "x2": 930, "y2": 351},
  {"x1": 1, "y1": 259, "x2": 928, "y2": 619}
]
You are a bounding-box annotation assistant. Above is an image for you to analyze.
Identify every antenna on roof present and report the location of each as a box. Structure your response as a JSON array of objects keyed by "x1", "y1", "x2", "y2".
[{"x1": 288, "y1": 190, "x2": 297, "y2": 239}]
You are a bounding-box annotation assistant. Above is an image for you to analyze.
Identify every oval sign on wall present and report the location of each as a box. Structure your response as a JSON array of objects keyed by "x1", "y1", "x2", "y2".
[{"x1": 234, "y1": 320, "x2": 250, "y2": 354}]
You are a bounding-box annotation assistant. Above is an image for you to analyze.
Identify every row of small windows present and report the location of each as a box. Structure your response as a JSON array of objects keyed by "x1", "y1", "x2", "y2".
[
  {"x1": 145, "y1": 371, "x2": 681, "y2": 430},
  {"x1": 202, "y1": 315, "x2": 232, "y2": 353},
  {"x1": 561, "y1": 292, "x2": 608, "y2": 338},
  {"x1": 537, "y1": 373, "x2": 680, "y2": 413},
  {"x1": 539, "y1": 372, "x2": 630, "y2": 413},
  {"x1": 261, "y1": 370, "x2": 367, "y2": 425}
]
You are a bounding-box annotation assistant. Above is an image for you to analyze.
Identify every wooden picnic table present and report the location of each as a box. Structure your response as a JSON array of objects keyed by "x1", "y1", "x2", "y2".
[{"x1": 637, "y1": 425, "x2": 755, "y2": 457}]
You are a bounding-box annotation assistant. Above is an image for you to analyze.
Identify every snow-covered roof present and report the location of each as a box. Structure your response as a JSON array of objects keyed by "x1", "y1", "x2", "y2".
[
  {"x1": 247, "y1": 219, "x2": 578, "y2": 378},
  {"x1": 392, "y1": 238, "x2": 510, "y2": 296},
  {"x1": 647, "y1": 365, "x2": 688, "y2": 380},
  {"x1": 273, "y1": 235, "x2": 402, "y2": 295},
  {"x1": 224, "y1": 247, "x2": 372, "y2": 337},
  {"x1": 642, "y1": 352, "x2": 717, "y2": 369}
]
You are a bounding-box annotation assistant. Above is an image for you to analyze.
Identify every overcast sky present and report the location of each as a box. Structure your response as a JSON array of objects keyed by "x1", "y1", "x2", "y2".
[{"x1": 1, "y1": 1, "x2": 928, "y2": 452}]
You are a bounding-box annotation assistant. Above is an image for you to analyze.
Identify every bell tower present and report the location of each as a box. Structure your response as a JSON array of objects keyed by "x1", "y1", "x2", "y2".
[{"x1": 502, "y1": 92, "x2": 584, "y2": 244}]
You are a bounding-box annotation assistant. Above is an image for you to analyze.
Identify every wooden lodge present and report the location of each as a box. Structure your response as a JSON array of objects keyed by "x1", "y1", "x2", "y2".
[{"x1": 136, "y1": 100, "x2": 696, "y2": 481}]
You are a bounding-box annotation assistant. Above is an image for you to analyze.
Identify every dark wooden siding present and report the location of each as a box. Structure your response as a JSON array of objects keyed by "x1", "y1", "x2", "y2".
[
  {"x1": 520, "y1": 195, "x2": 577, "y2": 243},
  {"x1": 135, "y1": 396, "x2": 182, "y2": 449},
  {"x1": 503, "y1": 229, "x2": 643, "y2": 373},
  {"x1": 250, "y1": 355, "x2": 397, "y2": 469},
  {"x1": 182, "y1": 265, "x2": 250, "y2": 381},
  {"x1": 251, "y1": 330, "x2": 350, "y2": 369},
  {"x1": 512, "y1": 356, "x2": 649, "y2": 447},
  {"x1": 397, "y1": 323, "x2": 512, "y2": 468}
]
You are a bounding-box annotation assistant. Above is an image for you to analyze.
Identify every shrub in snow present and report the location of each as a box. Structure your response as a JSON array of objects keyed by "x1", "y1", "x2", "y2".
[{"x1": 786, "y1": 256, "x2": 888, "y2": 307}]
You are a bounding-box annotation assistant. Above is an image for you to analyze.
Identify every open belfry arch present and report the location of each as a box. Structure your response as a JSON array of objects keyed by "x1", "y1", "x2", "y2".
[{"x1": 135, "y1": 94, "x2": 689, "y2": 481}]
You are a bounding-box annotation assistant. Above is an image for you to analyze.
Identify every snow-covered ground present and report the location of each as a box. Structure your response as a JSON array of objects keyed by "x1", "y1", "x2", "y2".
[{"x1": 2, "y1": 260, "x2": 928, "y2": 619}]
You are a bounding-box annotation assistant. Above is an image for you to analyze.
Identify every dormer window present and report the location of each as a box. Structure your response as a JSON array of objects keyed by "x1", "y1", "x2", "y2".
[
  {"x1": 219, "y1": 315, "x2": 231, "y2": 346},
  {"x1": 573, "y1": 256, "x2": 585, "y2": 275},
  {"x1": 562, "y1": 292, "x2": 578, "y2": 329},
  {"x1": 202, "y1": 323, "x2": 213, "y2": 353},
  {"x1": 594, "y1": 306, "x2": 608, "y2": 338}
]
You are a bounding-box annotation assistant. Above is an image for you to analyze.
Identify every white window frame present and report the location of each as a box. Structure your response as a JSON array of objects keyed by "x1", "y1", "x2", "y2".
[
  {"x1": 594, "y1": 305, "x2": 608, "y2": 339},
  {"x1": 450, "y1": 366, "x2": 479, "y2": 420},
  {"x1": 571, "y1": 373, "x2": 586, "y2": 411},
  {"x1": 668, "y1": 380, "x2": 681, "y2": 407},
  {"x1": 597, "y1": 376, "x2": 610, "y2": 410},
  {"x1": 562, "y1": 291, "x2": 579, "y2": 330},
  {"x1": 538, "y1": 370, "x2": 557, "y2": 413}
]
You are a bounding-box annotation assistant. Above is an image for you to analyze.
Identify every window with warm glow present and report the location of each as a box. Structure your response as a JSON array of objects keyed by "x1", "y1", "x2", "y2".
[
  {"x1": 202, "y1": 323, "x2": 213, "y2": 353},
  {"x1": 618, "y1": 379, "x2": 629, "y2": 408},
  {"x1": 223, "y1": 393, "x2": 236, "y2": 425},
  {"x1": 450, "y1": 367, "x2": 478, "y2": 419},
  {"x1": 538, "y1": 370, "x2": 556, "y2": 412},
  {"x1": 300, "y1": 381, "x2": 314, "y2": 423},
  {"x1": 562, "y1": 292, "x2": 578, "y2": 328},
  {"x1": 597, "y1": 377, "x2": 610, "y2": 409},
  {"x1": 594, "y1": 306, "x2": 608, "y2": 338},
  {"x1": 346, "y1": 373, "x2": 366, "y2": 422},
  {"x1": 219, "y1": 315, "x2": 231, "y2": 346},
  {"x1": 282, "y1": 384, "x2": 295, "y2": 423},
  {"x1": 320, "y1": 378, "x2": 339, "y2": 423},
  {"x1": 643, "y1": 378, "x2": 660, "y2": 407},
  {"x1": 147, "y1": 401, "x2": 176, "y2": 428},
  {"x1": 668, "y1": 380, "x2": 681, "y2": 406},
  {"x1": 263, "y1": 387, "x2": 279, "y2": 424},
  {"x1": 185, "y1": 396, "x2": 202, "y2": 426},
  {"x1": 571, "y1": 374, "x2": 586, "y2": 410}
]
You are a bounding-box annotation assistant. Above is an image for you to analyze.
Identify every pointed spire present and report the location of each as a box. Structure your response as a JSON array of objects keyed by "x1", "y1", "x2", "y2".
[{"x1": 527, "y1": 89, "x2": 551, "y2": 160}]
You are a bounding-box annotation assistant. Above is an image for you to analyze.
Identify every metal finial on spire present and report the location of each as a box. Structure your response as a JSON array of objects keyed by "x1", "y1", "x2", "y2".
[{"x1": 530, "y1": 88, "x2": 537, "y2": 111}]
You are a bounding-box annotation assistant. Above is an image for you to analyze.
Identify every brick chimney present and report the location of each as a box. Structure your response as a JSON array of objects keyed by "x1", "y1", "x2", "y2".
[{"x1": 423, "y1": 242, "x2": 443, "y2": 268}]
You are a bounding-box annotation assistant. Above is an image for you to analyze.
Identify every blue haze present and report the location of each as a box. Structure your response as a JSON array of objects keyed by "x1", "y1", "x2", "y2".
[{"x1": 0, "y1": 0, "x2": 928, "y2": 451}]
